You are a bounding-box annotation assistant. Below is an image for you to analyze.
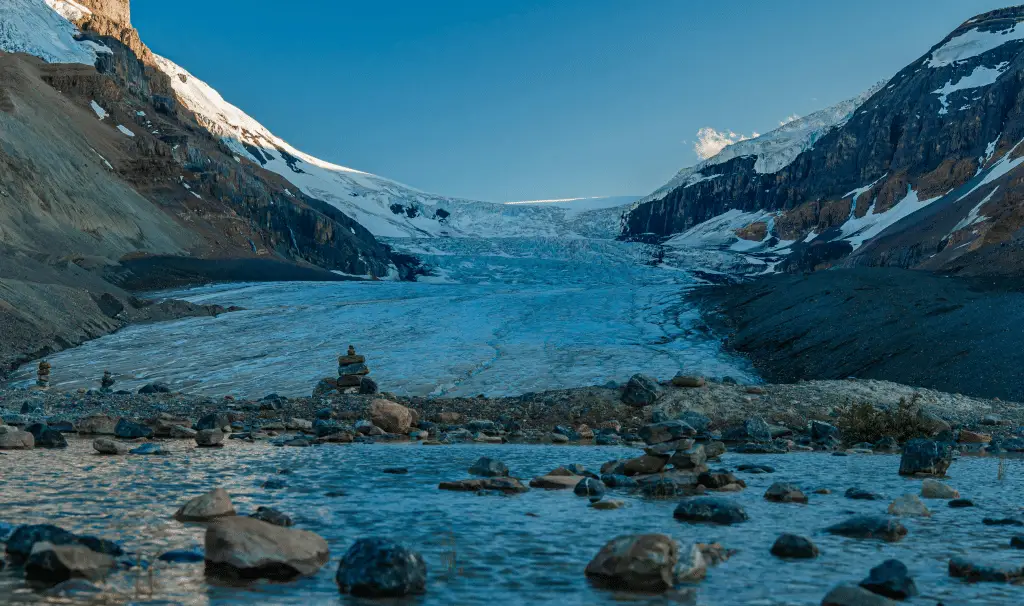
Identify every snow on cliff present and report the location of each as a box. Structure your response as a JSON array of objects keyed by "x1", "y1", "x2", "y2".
[{"x1": 0, "y1": 0, "x2": 108, "y2": 65}]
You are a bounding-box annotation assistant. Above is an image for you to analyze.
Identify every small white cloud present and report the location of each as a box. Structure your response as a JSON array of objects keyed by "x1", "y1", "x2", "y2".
[{"x1": 693, "y1": 127, "x2": 757, "y2": 160}]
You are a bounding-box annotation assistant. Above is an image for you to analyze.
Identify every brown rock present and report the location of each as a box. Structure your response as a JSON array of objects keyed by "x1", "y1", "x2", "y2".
[
  {"x1": 337, "y1": 355, "x2": 366, "y2": 366},
  {"x1": 76, "y1": 415, "x2": 119, "y2": 435},
  {"x1": 529, "y1": 474, "x2": 583, "y2": 490},
  {"x1": 672, "y1": 375, "x2": 706, "y2": 388},
  {"x1": 174, "y1": 488, "x2": 236, "y2": 522},
  {"x1": 623, "y1": 455, "x2": 669, "y2": 476},
  {"x1": 0, "y1": 427, "x2": 34, "y2": 450},
  {"x1": 959, "y1": 430, "x2": 992, "y2": 444},
  {"x1": 438, "y1": 477, "x2": 529, "y2": 494},
  {"x1": 205, "y1": 517, "x2": 329, "y2": 580},
  {"x1": 585, "y1": 534, "x2": 691, "y2": 592},
  {"x1": 26, "y1": 542, "x2": 115, "y2": 583},
  {"x1": 369, "y1": 399, "x2": 413, "y2": 434}
]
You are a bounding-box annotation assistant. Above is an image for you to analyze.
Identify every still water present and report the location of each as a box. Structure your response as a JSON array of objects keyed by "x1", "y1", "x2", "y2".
[{"x1": 2, "y1": 441, "x2": 1023, "y2": 605}]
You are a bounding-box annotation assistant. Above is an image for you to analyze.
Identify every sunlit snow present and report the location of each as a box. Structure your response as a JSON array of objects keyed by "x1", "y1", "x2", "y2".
[
  {"x1": 0, "y1": 0, "x2": 105, "y2": 65},
  {"x1": 926, "y1": 22, "x2": 1024, "y2": 68},
  {"x1": 90, "y1": 100, "x2": 107, "y2": 120},
  {"x1": 116, "y1": 124, "x2": 135, "y2": 137}
]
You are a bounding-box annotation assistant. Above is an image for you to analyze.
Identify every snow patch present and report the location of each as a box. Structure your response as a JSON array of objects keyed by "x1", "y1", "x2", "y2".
[
  {"x1": 664, "y1": 209, "x2": 775, "y2": 250},
  {"x1": 90, "y1": 100, "x2": 107, "y2": 120},
  {"x1": 116, "y1": 124, "x2": 135, "y2": 137},
  {"x1": 950, "y1": 186, "x2": 998, "y2": 235},
  {"x1": 933, "y1": 62, "x2": 1008, "y2": 115},
  {"x1": 839, "y1": 186, "x2": 940, "y2": 250},
  {"x1": 927, "y1": 22, "x2": 1024, "y2": 68},
  {"x1": 958, "y1": 138, "x2": 1024, "y2": 201}
]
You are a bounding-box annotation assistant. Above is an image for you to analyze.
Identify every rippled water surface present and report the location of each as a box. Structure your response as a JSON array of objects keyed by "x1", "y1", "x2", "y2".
[
  {"x1": 12, "y1": 238, "x2": 756, "y2": 398},
  {"x1": 2, "y1": 442, "x2": 1024, "y2": 605}
]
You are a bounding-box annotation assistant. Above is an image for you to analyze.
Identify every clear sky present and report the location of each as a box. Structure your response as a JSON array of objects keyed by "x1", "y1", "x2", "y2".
[{"x1": 134, "y1": 1, "x2": 1009, "y2": 202}]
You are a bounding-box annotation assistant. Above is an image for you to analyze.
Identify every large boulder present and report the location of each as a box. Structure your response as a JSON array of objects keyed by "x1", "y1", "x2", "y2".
[
  {"x1": 622, "y1": 454, "x2": 669, "y2": 476},
  {"x1": 673, "y1": 498, "x2": 748, "y2": 525},
  {"x1": 26, "y1": 423, "x2": 67, "y2": 449},
  {"x1": 196, "y1": 429, "x2": 225, "y2": 448},
  {"x1": 205, "y1": 517, "x2": 329, "y2": 580},
  {"x1": 335, "y1": 538, "x2": 427, "y2": 597},
  {"x1": 898, "y1": 439, "x2": 954, "y2": 477},
  {"x1": 25, "y1": 542, "x2": 115, "y2": 584},
  {"x1": 76, "y1": 415, "x2": 118, "y2": 435},
  {"x1": 920, "y1": 479, "x2": 959, "y2": 499},
  {"x1": 369, "y1": 400, "x2": 413, "y2": 434},
  {"x1": 174, "y1": 488, "x2": 236, "y2": 522},
  {"x1": 584, "y1": 534, "x2": 688, "y2": 591},
  {"x1": 764, "y1": 483, "x2": 808, "y2": 504},
  {"x1": 5, "y1": 525, "x2": 78, "y2": 563},
  {"x1": 574, "y1": 478, "x2": 606, "y2": 498},
  {"x1": 196, "y1": 412, "x2": 233, "y2": 431},
  {"x1": 826, "y1": 516, "x2": 907, "y2": 542},
  {"x1": 621, "y1": 374, "x2": 660, "y2": 407},
  {"x1": 948, "y1": 556, "x2": 1024, "y2": 582},
  {"x1": 887, "y1": 495, "x2": 931, "y2": 517},
  {"x1": 0, "y1": 427, "x2": 34, "y2": 450}
]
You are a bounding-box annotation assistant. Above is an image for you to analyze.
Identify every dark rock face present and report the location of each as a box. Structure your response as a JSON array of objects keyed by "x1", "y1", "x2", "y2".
[
  {"x1": 621, "y1": 7, "x2": 1024, "y2": 279},
  {"x1": 860, "y1": 559, "x2": 918, "y2": 600},
  {"x1": 335, "y1": 538, "x2": 427, "y2": 598},
  {"x1": 574, "y1": 478, "x2": 606, "y2": 498},
  {"x1": 899, "y1": 439, "x2": 954, "y2": 476},
  {"x1": 26, "y1": 423, "x2": 67, "y2": 448}
]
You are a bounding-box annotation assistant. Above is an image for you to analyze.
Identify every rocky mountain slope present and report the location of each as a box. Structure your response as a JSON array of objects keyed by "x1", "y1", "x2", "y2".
[{"x1": 623, "y1": 6, "x2": 1024, "y2": 278}]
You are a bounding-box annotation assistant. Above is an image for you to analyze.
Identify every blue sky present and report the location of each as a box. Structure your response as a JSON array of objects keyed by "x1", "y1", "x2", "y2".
[{"x1": 135, "y1": 1, "x2": 1008, "y2": 202}]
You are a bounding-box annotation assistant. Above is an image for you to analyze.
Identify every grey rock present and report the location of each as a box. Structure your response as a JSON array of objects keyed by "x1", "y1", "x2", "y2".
[
  {"x1": 860, "y1": 559, "x2": 918, "y2": 600},
  {"x1": 621, "y1": 374, "x2": 661, "y2": 407},
  {"x1": 335, "y1": 538, "x2": 427, "y2": 597},
  {"x1": 770, "y1": 534, "x2": 818, "y2": 559},
  {"x1": 673, "y1": 497, "x2": 748, "y2": 525}
]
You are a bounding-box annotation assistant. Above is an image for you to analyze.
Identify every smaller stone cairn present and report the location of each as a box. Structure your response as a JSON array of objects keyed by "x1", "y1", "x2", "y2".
[
  {"x1": 36, "y1": 360, "x2": 51, "y2": 389},
  {"x1": 315, "y1": 346, "x2": 376, "y2": 396},
  {"x1": 100, "y1": 370, "x2": 115, "y2": 392}
]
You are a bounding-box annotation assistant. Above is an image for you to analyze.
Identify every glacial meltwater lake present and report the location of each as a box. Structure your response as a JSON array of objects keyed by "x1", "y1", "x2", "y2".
[
  {"x1": 13, "y1": 238, "x2": 757, "y2": 398},
  {"x1": 2, "y1": 442, "x2": 1024, "y2": 605}
]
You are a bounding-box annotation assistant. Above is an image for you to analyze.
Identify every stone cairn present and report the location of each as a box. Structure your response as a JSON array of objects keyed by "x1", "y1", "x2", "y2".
[
  {"x1": 100, "y1": 370, "x2": 115, "y2": 392},
  {"x1": 36, "y1": 360, "x2": 51, "y2": 388},
  {"x1": 337, "y1": 345, "x2": 370, "y2": 388}
]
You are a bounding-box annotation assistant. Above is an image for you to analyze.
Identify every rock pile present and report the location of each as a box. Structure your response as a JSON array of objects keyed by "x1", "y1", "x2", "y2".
[
  {"x1": 316, "y1": 346, "x2": 380, "y2": 396},
  {"x1": 100, "y1": 371, "x2": 114, "y2": 392},
  {"x1": 36, "y1": 361, "x2": 51, "y2": 389}
]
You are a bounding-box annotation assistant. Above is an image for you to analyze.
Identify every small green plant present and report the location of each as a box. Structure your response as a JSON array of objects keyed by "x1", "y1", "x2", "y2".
[
  {"x1": 835, "y1": 395, "x2": 936, "y2": 444},
  {"x1": 998, "y1": 456, "x2": 1007, "y2": 482}
]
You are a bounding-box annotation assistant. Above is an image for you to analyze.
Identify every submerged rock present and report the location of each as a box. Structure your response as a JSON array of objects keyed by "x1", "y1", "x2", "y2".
[
  {"x1": 920, "y1": 478, "x2": 959, "y2": 499},
  {"x1": 821, "y1": 584, "x2": 897, "y2": 606},
  {"x1": 174, "y1": 488, "x2": 236, "y2": 522},
  {"x1": 438, "y1": 477, "x2": 529, "y2": 494},
  {"x1": 158, "y1": 547, "x2": 205, "y2": 563},
  {"x1": 673, "y1": 498, "x2": 748, "y2": 525},
  {"x1": 887, "y1": 495, "x2": 931, "y2": 517},
  {"x1": 129, "y1": 443, "x2": 169, "y2": 455},
  {"x1": 335, "y1": 538, "x2": 427, "y2": 597},
  {"x1": 764, "y1": 483, "x2": 808, "y2": 504},
  {"x1": 639, "y1": 421, "x2": 696, "y2": 445},
  {"x1": 845, "y1": 488, "x2": 885, "y2": 501},
  {"x1": 948, "y1": 556, "x2": 1024, "y2": 582},
  {"x1": 826, "y1": 516, "x2": 907, "y2": 542},
  {"x1": 468, "y1": 457, "x2": 509, "y2": 477},
  {"x1": 205, "y1": 517, "x2": 330, "y2": 580},
  {"x1": 249, "y1": 507, "x2": 294, "y2": 527},
  {"x1": 574, "y1": 478, "x2": 606, "y2": 498},
  {"x1": 770, "y1": 534, "x2": 817, "y2": 559}
]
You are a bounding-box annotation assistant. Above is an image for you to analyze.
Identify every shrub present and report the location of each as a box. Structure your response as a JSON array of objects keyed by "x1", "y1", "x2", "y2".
[{"x1": 836, "y1": 395, "x2": 936, "y2": 445}]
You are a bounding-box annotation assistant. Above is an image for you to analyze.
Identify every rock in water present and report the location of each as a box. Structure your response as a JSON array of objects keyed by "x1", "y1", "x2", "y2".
[
  {"x1": 174, "y1": 488, "x2": 236, "y2": 522},
  {"x1": 621, "y1": 374, "x2": 660, "y2": 407},
  {"x1": 468, "y1": 457, "x2": 509, "y2": 477},
  {"x1": 920, "y1": 478, "x2": 959, "y2": 499},
  {"x1": 26, "y1": 542, "x2": 115, "y2": 583},
  {"x1": 825, "y1": 516, "x2": 907, "y2": 542},
  {"x1": 574, "y1": 478, "x2": 606, "y2": 498},
  {"x1": 673, "y1": 498, "x2": 748, "y2": 525},
  {"x1": 887, "y1": 495, "x2": 930, "y2": 517},
  {"x1": 584, "y1": 534, "x2": 681, "y2": 591},
  {"x1": 5, "y1": 525, "x2": 79, "y2": 563},
  {"x1": 369, "y1": 400, "x2": 413, "y2": 434},
  {"x1": 92, "y1": 438, "x2": 128, "y2": 455},
  {"x1": 0, "y1": 427, "x2": 34, "y2": 450},
  {"x1": 821, "y1": 584, "x2": 898, "y2": 606},
  {"x1": 205, "y1": 517, "x2": 329, "y2": 580},
  {"x1": 948, "y1": 557, "x2": 1024, "y2": 583},
  {"x1": 764, "y1": 483, "x2": 808, "y2": 504},
  {"x1": 770, "y1": 534, "x2": 818, "y2": 559},
  {"x1": 898, "y1": 439, "x2": 953, "y2": 477},
  {"x1": 438, "y1": 477, "x2": 529, "y2": 494},
  {"x1": 860, "y1": 559, "x2": 918, "y2": 599},
  {"x1": 196, "y1": 429, "x2": 225, "y2": 448},
  {"x1": 335, "y1": 538, "x2": 427, "y2": 597},
  {"x1": 27, "y1": 424, "x2": 67, "y2": 449}
]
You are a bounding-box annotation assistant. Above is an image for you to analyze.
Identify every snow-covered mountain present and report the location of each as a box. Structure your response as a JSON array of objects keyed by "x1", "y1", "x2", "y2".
[
  {"x1": 9, "y1": 0, "x2": 633, "y2": 241},
  {"x1": 624, "y1": 6, "x2": 1024, "y2": 279}
]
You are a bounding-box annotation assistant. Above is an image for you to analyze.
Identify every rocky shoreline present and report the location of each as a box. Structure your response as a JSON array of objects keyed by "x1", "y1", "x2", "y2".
[{"x1": 2, "y1": 372, "x2": 1023, "y2": 602}]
